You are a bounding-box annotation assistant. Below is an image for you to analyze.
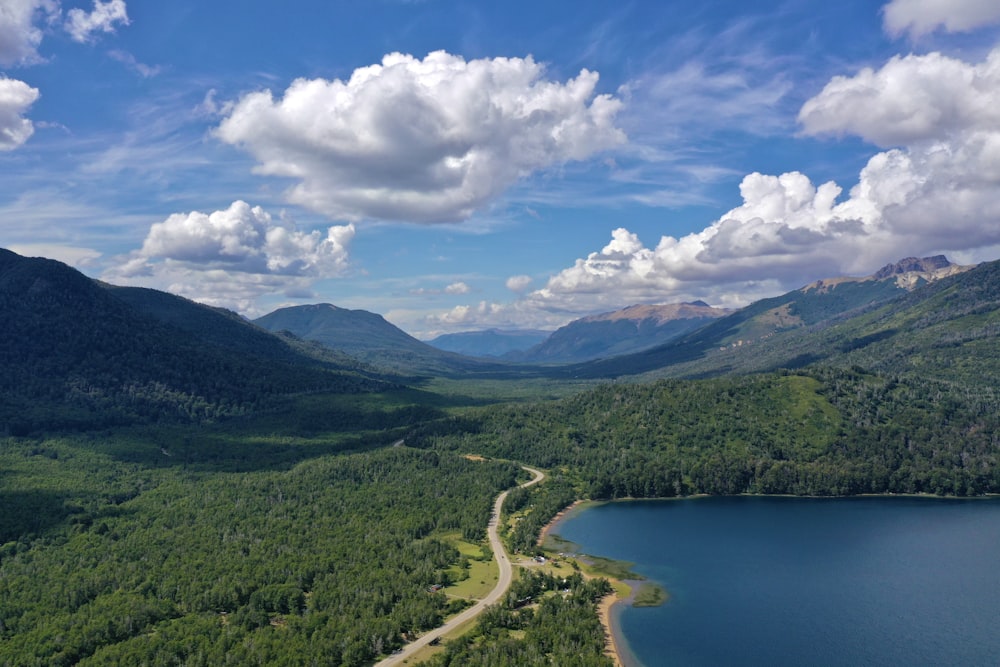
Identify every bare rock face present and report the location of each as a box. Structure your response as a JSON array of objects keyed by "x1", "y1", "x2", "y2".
[{"x1": 872, "y1": 255, "x2": 951, "y2": 280}]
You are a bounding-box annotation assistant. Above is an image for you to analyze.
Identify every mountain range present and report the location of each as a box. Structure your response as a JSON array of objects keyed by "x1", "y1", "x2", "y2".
[
  {"x1": 559, "y1": 255, "x2": 980, "y2": 379},
  {"x1": 2, "y1": 247, "x2": 997, "y2": 434},
  {"x1": 426, "y1": 329, "x2": 549, "y2": 358},
  {"x1": 253, "y1": 304, "x2": 525, "y2": 377},
  {"x1": 506, "y1": 301, "x2": 729, "y2": 363}
]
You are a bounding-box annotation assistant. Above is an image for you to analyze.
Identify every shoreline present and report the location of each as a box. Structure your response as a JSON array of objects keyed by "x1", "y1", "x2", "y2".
[
  {"x1": 537, "y1": 499, "x2": 633, "y2": 667},
  {"x1": 598, "y1": 591, "x2": 625, "y2": 667},
  {"x1": 535, "y1": 498, "x2": 584, "y2": 546}
]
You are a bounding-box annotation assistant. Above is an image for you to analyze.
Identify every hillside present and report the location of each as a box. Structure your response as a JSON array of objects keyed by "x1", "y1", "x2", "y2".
[
  {"x1": 558, "y1": 256, "x2": 977, "y2": 379},
  {"x1": 253, "y1": 304, "x2": 528, "y2": 377},
  {"x1": 104, "y1": 285, "x2": 376, "y2": 373},
  {"x1": 0, "y1": 249, "x2": 390, "y2": 434},
  {"x1": 427, "y1": 328, "x2": 549, "y2": 358},
  {"x1": 512, "y1": 301, "x2": 728, "y2": 363}
]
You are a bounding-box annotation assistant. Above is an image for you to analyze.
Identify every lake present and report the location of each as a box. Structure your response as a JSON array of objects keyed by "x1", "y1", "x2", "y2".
[{"x1": 554, "y1": 496, "x2": 1000, "y2": 667}]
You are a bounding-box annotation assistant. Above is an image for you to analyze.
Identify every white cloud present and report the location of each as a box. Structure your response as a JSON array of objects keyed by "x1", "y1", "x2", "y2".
[
  {"x1": 343, "y1": 39, "x2": 1000, "y2": 338},
  {"x1": 0, "y1": 77, "x2": 39, "y2": 150},
  {"x1": 0, "y1": 0, "x2": 57, "y2": 65},
  {"x1": 106, "y1": 201, "x2": 355, "y2": 312},
  {"x1": 408, "y1": 280, "x2": 472, "y2": 296},
  {"x1": 108, "y1": 49, "x2": 160, "y2": 78},
  {"x1": 883, "y1": 0, "x2": 1000, "y2": 38},
  {"x1": 505, "y1": 274, "x2": 533, "y2": 292},
  {"x1": 216, "y1": 50, "x2": 625, "y2": 223},
  {"x1": 431, "y1": 300, "x2": 519, "y2": 328},
  {"x1": 65, "y1": 0, "x2": 129, "y2": 43},
  {"x1": 426, "y1": 46, "x2": 1000, "y2": 332},
  {"x1": 798, "y1": 49, "x2": 1000, "y2": 147}
]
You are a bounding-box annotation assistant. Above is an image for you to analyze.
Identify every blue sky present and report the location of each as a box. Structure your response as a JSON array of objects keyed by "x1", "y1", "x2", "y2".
[{"x1": 3, "y1": 0, "x2": 1000, "y2": 338}]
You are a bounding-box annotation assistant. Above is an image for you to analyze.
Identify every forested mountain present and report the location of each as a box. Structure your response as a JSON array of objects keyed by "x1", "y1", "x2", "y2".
[
  {"x1": 510, "y1": 301, "x2": 728, "y2": 363},
  {"x1": 427, "y1": 328, "x2": 549, "y2": 358},
  {"x1": 254, "y1": 303, "x2": 529, "y2": 377},
  {"x1": 560, "y1": 256, "x2": 976, "y2": 379},
  {"x1": 0, "y1": 249, "x2": 390, "y2": 435},
  {"x1": 104, "y1": 285, "x2": 372, "y2": 371}
]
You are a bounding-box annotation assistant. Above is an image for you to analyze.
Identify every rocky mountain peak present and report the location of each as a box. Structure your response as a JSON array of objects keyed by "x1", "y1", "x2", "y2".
[{"x1": 872, "y1": 255, "x2": 951, "y2": 280}]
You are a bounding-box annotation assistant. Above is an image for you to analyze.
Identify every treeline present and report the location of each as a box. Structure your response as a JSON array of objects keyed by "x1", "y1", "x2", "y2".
[
  {"x1": 0, "y1": 442, "x2": 518, "y2": 665},
  {"x1": 414, "y1": 367, "x2": 1000, "y2": 498},
  {"x1": 419, "y1": 571, "x2": 613, "y2": 667}
]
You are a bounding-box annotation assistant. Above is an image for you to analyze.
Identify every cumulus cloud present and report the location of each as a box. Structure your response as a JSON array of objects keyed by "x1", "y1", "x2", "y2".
[
  {"x1": 216, "y1": 50, "x2": 625, "y2": 223},
  {"x1": 883, "y1": 0, "x2": 1000, "y2": 38},
  {"x1": 107, "y1": 201, "x2": 355, "y2": 312},
  {"x1": 505, "y1": 274, "x2": 533, "y2": 293},
  {"x1": 797, "y1": 46, "x2": 1000, "y2": 248},
  {"x1": 0, "y1": 77, "x2": 39, "y2": 150},
  {"x1": 798, "y1": 49, "x2": 1000, "y2": 147},
  {"x1": 65, "y1": 0, "x2": 128, "y2": 43},
  {"x1": 431, "y1": 301, "x2": 518, "y2": 328},
  {"x1": 428, "y1": 46, "x2": 1000, "y2": 331},
  {"x1": 0, "y1": 0, "x2": 57, "y2": 65},
  {"x1": 522, "y1": 176, "x2": 859, "y2": 317}
]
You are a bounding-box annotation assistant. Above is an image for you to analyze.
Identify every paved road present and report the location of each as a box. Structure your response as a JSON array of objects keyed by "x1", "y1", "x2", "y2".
[{"x1": 376, "y1": 465, "x2": 545, "y2": 666}]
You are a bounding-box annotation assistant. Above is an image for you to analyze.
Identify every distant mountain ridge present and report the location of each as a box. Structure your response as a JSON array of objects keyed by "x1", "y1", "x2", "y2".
[
  {"x1": 510, "y1": 301, "x2": 729, "y2": 363},
  {"x1": 253, "y1": 304, "x2": 525, "y2": 377},
  {"x1": 558, "y1": 255, "x2": 981, "y2": 379},
  {"x1": 426, "y1": 328, "x2": 550, "y2": 358}
]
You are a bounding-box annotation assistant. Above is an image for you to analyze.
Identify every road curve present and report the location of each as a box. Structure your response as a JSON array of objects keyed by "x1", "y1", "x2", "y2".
[{"x1": 376, "y1": 464, "x2": 545, "y2": 666}]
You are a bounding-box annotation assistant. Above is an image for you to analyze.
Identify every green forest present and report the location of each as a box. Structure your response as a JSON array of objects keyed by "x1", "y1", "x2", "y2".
[
  {"x1": 416, "y1": 368, "x2": 1000, "y2": 498},
  {"x1": 1, "y1": 436, "x2": 521, "y2": 665}
]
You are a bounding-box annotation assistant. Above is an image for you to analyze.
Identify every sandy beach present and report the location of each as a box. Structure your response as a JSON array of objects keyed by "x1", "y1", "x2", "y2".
[{"x1": 598, "y1": 592, "x2": 625, "y2": 667}]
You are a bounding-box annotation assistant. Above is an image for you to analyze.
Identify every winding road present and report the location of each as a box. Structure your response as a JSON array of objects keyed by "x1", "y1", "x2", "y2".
[{"x1": 376, "y1": 464, "x2": 545, "y2": 666}]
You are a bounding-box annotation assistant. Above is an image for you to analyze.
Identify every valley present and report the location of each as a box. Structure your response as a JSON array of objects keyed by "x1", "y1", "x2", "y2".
[{"x1": 1, "y1": 248, "x2": 998, "y2": 665}]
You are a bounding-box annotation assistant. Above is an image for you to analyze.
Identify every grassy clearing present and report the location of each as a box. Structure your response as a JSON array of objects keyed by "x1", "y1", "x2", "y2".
[
  {"x1": 444, "y1": 559, "x2": 498, "y2": 600},
  {"x1": 436, "y1": 531, "x2": 497, "y2": 600}
]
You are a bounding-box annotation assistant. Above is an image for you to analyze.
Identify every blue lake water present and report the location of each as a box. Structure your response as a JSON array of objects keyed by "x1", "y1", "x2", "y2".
[{"x1": 555, "y1": 497, "x2": 1000, "y2": 667}]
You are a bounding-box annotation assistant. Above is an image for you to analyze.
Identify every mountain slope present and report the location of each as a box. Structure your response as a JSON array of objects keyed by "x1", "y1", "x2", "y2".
[
  {"x1": 514, "y1": 301, "x2": 728, "y2": 363},
  {"x1": 253, "y1": 304, "x2": 524, "y2": 376},
  {"x1": 104, "y1": 285, "x2": 373, "y2": 372},
  {"x1": 0, "y1": 249, "x2": 388, "y2": 434},
  {"x1": 557, "y1": 256, "x2": 978, "y2": 379}
]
